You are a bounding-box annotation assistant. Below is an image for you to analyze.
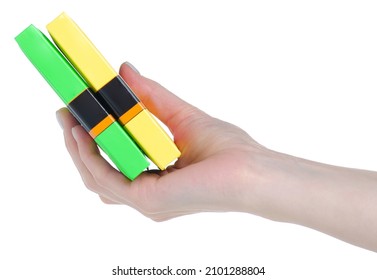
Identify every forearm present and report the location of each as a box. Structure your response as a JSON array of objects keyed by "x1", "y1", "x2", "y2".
[{"x1": 250, "y1": 150, "x2": 377, "y2": 252}]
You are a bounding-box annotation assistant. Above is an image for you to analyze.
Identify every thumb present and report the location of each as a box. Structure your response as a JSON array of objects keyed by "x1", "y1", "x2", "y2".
[{"x1": 119, "y1": 62, "x2": 206, "y2": 136}]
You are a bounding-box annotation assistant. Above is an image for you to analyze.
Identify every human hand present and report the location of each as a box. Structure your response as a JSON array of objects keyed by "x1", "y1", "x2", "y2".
[
  {"x1": 56, "y1": 62, "x2": 272, "y2": 221},
  {"x1": 56, "y1": 62, "x2": 377, "y2": 251}
]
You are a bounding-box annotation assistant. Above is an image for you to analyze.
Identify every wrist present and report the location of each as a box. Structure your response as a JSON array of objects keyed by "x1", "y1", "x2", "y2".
[
  {"x1": 240, "y1": 148, "x2": 306, "y2": 222},
  {"x1": 244, "y1": 148, "x2": 377, "y2": 251},
  {"x1": 240, "y1": 145, "x2": 332, "y2": 222}
]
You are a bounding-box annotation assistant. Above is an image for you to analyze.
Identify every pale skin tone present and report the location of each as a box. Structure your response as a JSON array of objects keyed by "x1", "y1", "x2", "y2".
[{"x1": 56, "y1": 62, "x2": 377, "y2": 252}]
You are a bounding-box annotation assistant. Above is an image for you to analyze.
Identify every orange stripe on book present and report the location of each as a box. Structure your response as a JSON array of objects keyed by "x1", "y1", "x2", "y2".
[
  {"x1": 118, "y1": 103, "x2": 144, "y2": 126},
  {"x1": 89, "y1": 115, "x2": 115, "y2": 138}
]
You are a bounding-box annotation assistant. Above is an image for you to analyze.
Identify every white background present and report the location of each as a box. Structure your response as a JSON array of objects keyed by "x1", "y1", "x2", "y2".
[{"x1": 1, "y1": 0, "x2": 376, "y2": 279}]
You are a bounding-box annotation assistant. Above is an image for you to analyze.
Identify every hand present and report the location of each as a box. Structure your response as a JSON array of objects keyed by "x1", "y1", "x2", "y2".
[
  {"x1": 56, "y1": 62, "x2": 269, "y2": 221},
  {"x1": 56, "y1": 62, "x2": 377, "y2": 252}
]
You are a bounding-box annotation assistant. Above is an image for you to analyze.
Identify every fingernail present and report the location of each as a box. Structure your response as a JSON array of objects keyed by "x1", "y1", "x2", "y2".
[
  {"x1": 56, "y1": 111, "x2": 63, "y2": 129},
  {"x1": 124, "y1": 61, "x2": 140, "y2": 74}
]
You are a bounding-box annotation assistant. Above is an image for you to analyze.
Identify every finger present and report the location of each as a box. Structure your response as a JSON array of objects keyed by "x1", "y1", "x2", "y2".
[
  {"x1": 56, "y1": 108, "x2": 99, "y2": 189},
  {"x1": 57, "y1": 108, "x2": 130, "y2": 203},
  {"x1": 71, "y1": 125, "x2": 127, "y2": 185},
  {"x1": 58, "y1": 109, "x2": 163, "y2": 212},
  {"x1": 69, "y1": 126, "x2": 197, "y2": 218},
  {"x1": 70, "y1": 125, "x2": 143, "y2": 207},
  {"x1": 119, "y1": 62, "x2": 208, "y2": 136},
  {"x1": 68, "y1": 119, "x2": 164, "y2": 212}
]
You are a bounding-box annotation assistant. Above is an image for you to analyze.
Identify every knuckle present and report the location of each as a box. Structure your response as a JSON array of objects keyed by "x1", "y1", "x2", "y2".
[
  {"x1": 149, "y1": 215, "x2": 169, "y2": 222},
  {"x1": 144, "y1": 205, "x2": 161, "y2": 216},
  {"x1": 81, "y1": 175, "x2": 98, "y2": 192},
  {"x1": 92, "y1": 168, "x2": 113, "y2": 187},
  {"x1": 99, "y1": 196, "x2": 114, "y2": 204}
]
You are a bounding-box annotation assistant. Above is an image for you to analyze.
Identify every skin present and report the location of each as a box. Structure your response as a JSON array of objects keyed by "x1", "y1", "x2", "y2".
[{"x1": 56, "y1": 62, "x2": 377, "y2": 252}]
